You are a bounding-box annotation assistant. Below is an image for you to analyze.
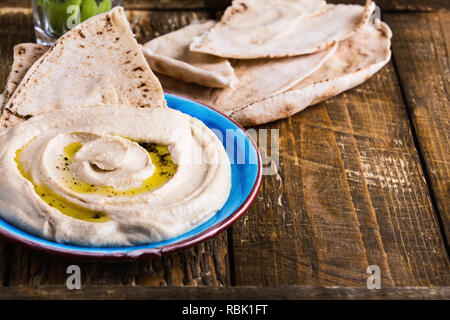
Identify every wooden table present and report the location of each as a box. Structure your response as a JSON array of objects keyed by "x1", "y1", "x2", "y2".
[{"x1": 0, "y1": 0, "x2": 449, "y2": 300}]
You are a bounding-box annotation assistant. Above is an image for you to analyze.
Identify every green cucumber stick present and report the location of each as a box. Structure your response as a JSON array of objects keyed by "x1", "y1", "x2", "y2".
[
  {"x1": 81, "y1": 0, "x2": 99, "y2": 22},
  {"x1": 41, "y1": 0, "x2": 82, "y2": 34},
  {"x1": 42, "y1": 1, "x2": 68, "y2": 35},
  {"x1": 68, "y1": 0, "x2": 83, "y2": 5},
  {"x1": 98, "y1": 0, "x2": 112, "y2": 13},
  {"x1": 65, "y1": 0, "x2": 82, "y2": 31}
]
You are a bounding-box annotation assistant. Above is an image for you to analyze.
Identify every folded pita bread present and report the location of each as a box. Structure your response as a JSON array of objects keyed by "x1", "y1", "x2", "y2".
[
  {"x1": 160, "y1": 43, "x2": 337, "y2": 116},
  {"x1": 142, "y1": 20, "x2": 237, "y2": 89},
  {"x1": 0, "y1": 43, "x2": 48, "y2": 131},
  {"x1": 1, "y1": 6, "x2": 391, "y2": 129},
  {"x1": 230, "y1": 22, "x2": 392, "y2": 126},
  {"x1": 190, "y1": 0, "x2": 375, "y2": 59},
  {"x1": 3, "y1": 7, "x2": 165, "y2": 118}
]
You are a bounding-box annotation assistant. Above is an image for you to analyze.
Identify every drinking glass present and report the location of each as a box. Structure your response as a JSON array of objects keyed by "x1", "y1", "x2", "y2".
[{"x1": 32, "y1": 0, "x2": 123, "y2": 45}]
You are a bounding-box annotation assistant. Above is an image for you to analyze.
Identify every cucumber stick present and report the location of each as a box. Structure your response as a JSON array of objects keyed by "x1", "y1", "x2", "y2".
[
  {"x1": 37, "y1": 0, "x2": 114, "y2": 34},
  {"x1": 42, "y1": 0, "x2": 81, "y2": 34},
  {"x1": 81, "y1": 0, "x2": 98, "y2": 22},
  {"x1": 98, "y1": 0, "x2": 112, "y2": 13}
]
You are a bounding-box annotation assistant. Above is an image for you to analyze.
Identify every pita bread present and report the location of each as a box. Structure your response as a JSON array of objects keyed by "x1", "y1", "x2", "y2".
[
  {"x1": 1, "y1": 44, "x2": 48, "y2": 106},
  {"x1": 142, "y1": 20, "x2": 237, "y2": 88},
  {"x1": 190, "y1": 0, "x2": 375, "y2": 59},
  {"x1": 3, "y1": 7, "x2": 165, "y2": 118},
  {"x1": 159, "y1": 43, "x2": 337, "y2": 115},
  {"x1": 0, "y1": 109, "x2": 22, "y2": 132},
  {"x1": 0, "y1": 43, "x2": 49, "y2": 130},
  {"x1": 230, "y1": 22, "x2": 392, "y2": 126}
]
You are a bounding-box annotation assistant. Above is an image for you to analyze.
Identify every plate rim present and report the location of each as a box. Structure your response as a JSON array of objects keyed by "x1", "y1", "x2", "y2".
[{"x1": 0, "y1": 93, "x2": 263, "y2": 261}]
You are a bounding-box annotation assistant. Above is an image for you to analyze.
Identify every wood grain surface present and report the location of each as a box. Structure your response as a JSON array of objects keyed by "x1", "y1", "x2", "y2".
[
  {"x1": 332, "y1": 0, "x2": 450, "y2": 11},
  {"x1": 230, "y1": 62, "x2": 450, "y2": 287},
  {"x1": 0, "y1": 244, "x2": 8, "y2": 286},
  {"x1": 126, "y1": 9, "x2": 211, "y2": 43},
  {"x1": 385, "y1": 12, "x2": 450, "y2": 247},
  {"x1": 6, "y1": 234, "x2": 230, "y2": 286},
  {"x1": 1, "y1": 285, "x2": 449, "y2": 300}
]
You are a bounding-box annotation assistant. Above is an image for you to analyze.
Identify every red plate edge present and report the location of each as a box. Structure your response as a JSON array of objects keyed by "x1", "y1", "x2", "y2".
[{"x1": 0, "y1": 93, "x2": 263, "y2": 261}]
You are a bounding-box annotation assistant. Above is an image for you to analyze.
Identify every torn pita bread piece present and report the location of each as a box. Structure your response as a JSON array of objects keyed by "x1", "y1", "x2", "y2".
[
  {"x1": 2, "y1": 44, "x2": 48, "y2": 104},
  {"x1": 230, "y1": 22, "x2": 392, "y2": 126},
  {"x1": 3, "y1": 7, "x2": 165, "y2": 119},
  {"x1": 0, "y1": 43, "x2": 49, "y2": 130},
  {"x1": 190, "y1": 0, "x2": 375, "y2": 59},
  {"x1": 142, "y1": 20, "x2": 237, "y2": 89},
  {"x1": 159, "y1": 42, "x2": 337, "y2": 116}
]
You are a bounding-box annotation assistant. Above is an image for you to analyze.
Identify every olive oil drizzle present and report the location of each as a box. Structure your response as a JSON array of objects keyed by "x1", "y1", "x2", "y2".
[
  {"x1": 14, "y1": 140, "x2": 177, "y2": 223},
  {"x1": 60, "y1": 142, "x2": 177, "y2": 197},
  {"x1": 64, "y1": 141, "x2": 83, "y2": 161},
  {"x1": 15, "y1": 144, "x2": 109, "y2": 223}
]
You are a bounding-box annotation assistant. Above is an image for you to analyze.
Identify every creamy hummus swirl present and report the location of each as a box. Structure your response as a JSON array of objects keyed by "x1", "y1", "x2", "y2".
[{"x1": 0, "y1": 106, "x2": 231, "y2": 246}]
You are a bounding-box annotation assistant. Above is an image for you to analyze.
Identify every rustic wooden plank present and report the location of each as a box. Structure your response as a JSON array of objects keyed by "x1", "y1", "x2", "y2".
[
  {"x1": 7, "y1": 233, "x2": 230, "y2": 287},
  {"x1": 0, "y1": 1, "x2": 30, "y2": 8},
  {"x1": 129, "y1": 0, "x2": 450, "y2": 12},
  {"x1": 207, "y1": 1, "x2": 450, "y2": 12},
  {"x1": 0, "y1": 244, "x2": 8, "y2": 286},
  {"x1": 384, "y1": 12, "x2": 450, "y2": 247},
  {"x1": 0, "y1": 0, "x2": 449, "y2": 11},
  {"x1": 0, "y1": 9, "x2": 34, "y2": 88},
  {"x1": 0, "y1": 7, "x2": 36, "y2": 289},
  {"x1": 126, "y1": 9, "x2": 212, "y2": 44},
  {"x1": 230, "y1": 61, "x2": 450, "y2": 287},
  {"x1": 0, "y1": 285, "x2": 449, "y2": 300},
  {"x1": 0, "y1": 9, "x2": 229, "y2": 288},
  {"x1": 331, "y1": 0, "x2": 450, "y2": 12},
  {"x1": 132, "y1": 0, "x2": 450, "y2": 12}
]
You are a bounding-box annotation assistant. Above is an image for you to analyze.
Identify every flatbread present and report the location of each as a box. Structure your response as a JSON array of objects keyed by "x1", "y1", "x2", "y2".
[
  {"x1": 159, "y1": 43, "x2": 337, "y2": 115},
  {"x1": 230, "y1": 22, "x2": 392, "y2": 126},
  {"x1": 2, "y1": 44, "x2": 48, "y2": 104},
  {"x1": 3, "y1": 7, "x2": 165, "y2": 118},
  {"x1": 1, "y1": 8, "x2": 391, "y2": 129},
  {"x1": 190, "y1": 0, "x2": 375, "y2": 59},
  {"x1": 0, "y1": 43, "x2": 48, "y2": 130},
  {"x1": 142, "y1": 20, "x2": 237, "y2": 88}
]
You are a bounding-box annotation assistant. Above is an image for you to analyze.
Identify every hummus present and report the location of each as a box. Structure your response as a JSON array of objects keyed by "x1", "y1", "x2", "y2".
[{"x1": 0, "y1": 106, "x2": 231, "y2": 246}]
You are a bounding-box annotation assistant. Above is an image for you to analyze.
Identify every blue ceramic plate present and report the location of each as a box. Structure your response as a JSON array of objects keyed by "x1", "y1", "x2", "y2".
[{"x1": 0, "y1": 93, "x2": 262, "y2": 260}]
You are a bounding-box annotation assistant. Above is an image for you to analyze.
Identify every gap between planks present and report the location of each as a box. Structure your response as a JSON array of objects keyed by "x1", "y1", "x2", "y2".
[{"x1": 385, "y1": 11, "x2": 450, "y2": 253}]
